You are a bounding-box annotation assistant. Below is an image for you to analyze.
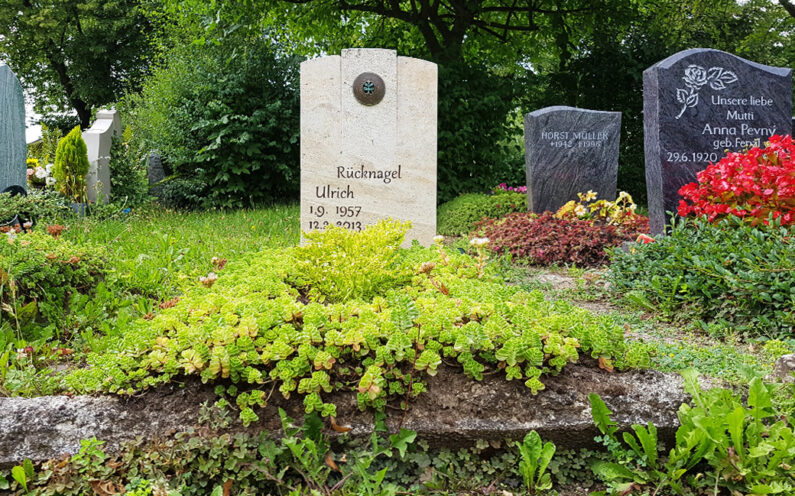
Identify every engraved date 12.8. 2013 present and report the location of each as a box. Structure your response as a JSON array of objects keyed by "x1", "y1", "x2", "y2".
[{"x1": 306, "y1": 205, "x2": 364, "y2": 231}]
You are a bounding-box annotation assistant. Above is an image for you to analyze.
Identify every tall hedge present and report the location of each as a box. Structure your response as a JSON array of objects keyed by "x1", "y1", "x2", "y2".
[{"x1": 124, "y1": 35, "x2": 300, "y2": 209}]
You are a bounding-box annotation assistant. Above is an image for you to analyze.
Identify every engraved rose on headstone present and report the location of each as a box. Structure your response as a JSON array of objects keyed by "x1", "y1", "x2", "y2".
[
  {"x1": 675, "y1": 64, "x2": 738, "y2": 119},
  {"x1": 683, "y1": 65, "x2": 709, "y2": 88}
]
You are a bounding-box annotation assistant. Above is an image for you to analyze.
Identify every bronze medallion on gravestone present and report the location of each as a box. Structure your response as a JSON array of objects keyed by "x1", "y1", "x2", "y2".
[{"x1": 353, "y1": 72, "x2": 385, "y2": 106}]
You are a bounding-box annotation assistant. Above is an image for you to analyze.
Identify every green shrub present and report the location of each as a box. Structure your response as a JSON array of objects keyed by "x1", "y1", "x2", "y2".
[
  {"x1": 437, "y1": 191, "x2": 526, "y2": 236},
  {"x1": 109, "y1": 128, "x2": 148, "y2": 207},
  {"x1": 608, "y1": 216, "x2": 795, "y2": 336},
  {"x1": 0, "y1": 190, "x2": 71, "y2": 226},
  {"x1": 53, "y1": 126, "x2": 90, "y2": 202},
  {"x1": 437, "y1": 61, "x2": 526, "y2": 203},
  {"x1": 0, "y1": 231, "x2": 105, "y2": 337},
  {"x1": 290, "y1": 220, "x2": 413, "y2": 302},
  {"x1": 123, "y1": 34, "x2": 300, "y2": 209},
  {"x1": 26, "y1": 123, "x2": 61, "y2": 166},
  {"x1": 157, "y1": 177, "x2": 207, "y2": 210}
]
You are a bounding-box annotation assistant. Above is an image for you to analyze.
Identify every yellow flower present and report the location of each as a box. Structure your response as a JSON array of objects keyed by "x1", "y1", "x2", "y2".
[
  {"x1": 669, "y1": 353, "x2": 675, "y2": 358},
  {"x1": 555, "y1": 200, "x2": 576, "y2": 219},
  {"x1": 583, "y1": 190, "x2": 598, "y2": 202}
]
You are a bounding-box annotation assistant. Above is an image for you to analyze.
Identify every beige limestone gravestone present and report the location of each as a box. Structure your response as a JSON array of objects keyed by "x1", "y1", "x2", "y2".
[
  {"x1": 300, "y1": 48, "x2": 437, "y2": 246},
  {"x1": 84, "y1": 110, "x2": 121, "y2": 203}
]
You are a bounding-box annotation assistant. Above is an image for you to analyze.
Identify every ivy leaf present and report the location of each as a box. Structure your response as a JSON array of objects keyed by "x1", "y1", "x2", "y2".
[
  {"x1": 303, "y1": 411, "x2": 324, "y2": 441},
  {"x1": 389, "y1": 428, "x2": 417, "y2": 458}
]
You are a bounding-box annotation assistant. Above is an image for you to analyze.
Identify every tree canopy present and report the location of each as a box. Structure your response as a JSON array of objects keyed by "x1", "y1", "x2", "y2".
[{"x1": 0, "y1": 0, "x2": 153, "y2": 128}]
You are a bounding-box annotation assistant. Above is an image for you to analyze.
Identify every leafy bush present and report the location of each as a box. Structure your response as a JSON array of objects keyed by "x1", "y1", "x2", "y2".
[
  {"x1": 0, "y1": 231, "x2": 105, "y2": 337},
  {"x1": 678, "y1": 134, "x2": 794, "y2": 225},
  {"x1": 291, "y1": 220, "x2": 413, "y2": 302},
  {"x1": 52, "y1": 126, "x2": 90, "y2": 202},
  {"x1": 123, "y1": 34, "x2": 300, "y2": 209},
  {"x1": 62, "y1": 224, "x2": 645, "y2": 424},
  {"x1": 109, "y1": 128, "x2": 148, "y2": 207},
  {"x1": 478, "y1": 211, "x2": 648, "y2": 267},
  {"x1": 26, "y1": 123, "x2": 61, "y2": 167},
  {"x1": 437, "y1": 61, "x2": 525, "y2": 203},
  {"x1": 0, "y1": 190, "x2": 71, "y2": 226},
  {"x1": 437, "y1": 191, "x2": 526, "y2": 236},
  {"x1": 588, "y1": 371, "x2": 795, "y2": 495},
  {"x1": 608, "y1": 216, "x2": 794, "y2": 336},
  {"x1": 157, "y1": 177, "x2": 207, "y2": 210}
]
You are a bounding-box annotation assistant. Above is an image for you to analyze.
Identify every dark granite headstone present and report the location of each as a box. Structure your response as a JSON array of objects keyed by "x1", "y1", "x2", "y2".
[
  {"x1": 147, "y1": 152, "x2": 165, "y2": 185},
  {"x1": 524, "y1": 106, "x2": 621, "y2": 213},
  {"x1": 643, "y1": 48, "x2": 792, "y2": 234},
  {"x1": 147, "y1": 151, "x2": 166, "y2": 200},
  {"x1": 0, "y1": 65, "x2": 26, "y2": 192}
]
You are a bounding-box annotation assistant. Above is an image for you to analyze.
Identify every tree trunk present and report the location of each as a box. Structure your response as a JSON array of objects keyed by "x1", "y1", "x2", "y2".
[{"x1": 45, "y1": 51, "x2": 92, "y2": 128}]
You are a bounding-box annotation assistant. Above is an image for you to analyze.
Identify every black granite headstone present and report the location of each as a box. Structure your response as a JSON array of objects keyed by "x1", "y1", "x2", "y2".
[
  {"x1": 643, "y1": 48, "x2": 792, "y2": 234},
  {"x1": 147, "y1": 152, "x2": 165, "y2": 186},
  {"x1": 524, "y1": 106, "x2": 622, "y2": 213}
]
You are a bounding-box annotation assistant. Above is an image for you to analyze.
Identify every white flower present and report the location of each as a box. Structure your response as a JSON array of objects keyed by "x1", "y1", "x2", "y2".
[
  {"x1": 45, "y1": 163, "x2": 53, "y2": 173},
  {"x1": 469, "y1": 237, "x2": 490, "y2": 248},
  {"x1": 433, "y1": 235, "x2": 444, "y2": 245},
  {"x1": 574, "y1": 205, "x2": 587, "y2": 217},
  {"x1": 46, "y1": 177, "x2": 56, "y2": 186},
  {"x1": 34, "y1": 167, "x2": 47, "y2": 179},
  {"x1": 199, "y1": 272, "x2": 218, "y2": 287}
]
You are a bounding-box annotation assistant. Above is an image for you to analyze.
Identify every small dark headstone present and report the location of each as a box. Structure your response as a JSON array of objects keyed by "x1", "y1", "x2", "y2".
[
  {"x1": 147, "y1": 152, "x2": 165, "y2": 186},
  {"x1": 524, "y1": 106, "x2": 621, "y2": 213},
  {"x1": 147, "y1": 152, "x2": 166, "y2": 200},
  {"x1": 643, "y1": 48, "x2": 792, "y2": 234}
]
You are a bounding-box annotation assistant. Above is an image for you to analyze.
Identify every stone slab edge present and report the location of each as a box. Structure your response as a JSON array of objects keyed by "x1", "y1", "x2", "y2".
[{"x1": 0, "y1": 363, "x2": 688, "y2": 467}]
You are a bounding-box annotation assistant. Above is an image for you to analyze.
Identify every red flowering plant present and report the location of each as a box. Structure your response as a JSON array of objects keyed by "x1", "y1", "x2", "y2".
[{"x1": 678, "y1": 134, "x2": 795, "y2": 226}]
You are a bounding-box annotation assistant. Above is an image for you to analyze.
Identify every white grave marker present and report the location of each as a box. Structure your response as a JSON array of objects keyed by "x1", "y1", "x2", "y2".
[
  {"x1": 84, "y1": 110, "x2": 121, "y2": 203},
  {"x1": 300, "y1": 48, "x2": 437, "y2": 245}
]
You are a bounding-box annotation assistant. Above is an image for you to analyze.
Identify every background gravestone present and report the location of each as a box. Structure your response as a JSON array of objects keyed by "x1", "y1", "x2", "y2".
[
  {"x1": 524, "y1": 106, "x2": 621, "y2": 213},
  {"x1": 84, "y1": 110, "x2": 121, "y2": 203},
  {"x1": 300, "y1": 48, "x2": 437, "y2": 246},
  {"x1": 147, "y1": 151, "x2": 165, "y2": 185},
  {"x1": 0, "y1": 65, "x2": 26, "y2": 192},
  {"x1": 147, "y1": 151, "x2": 166, "y2": 201},
  {"x1": 643, "y1": 48, "x2": 792, "y2": 234}
]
